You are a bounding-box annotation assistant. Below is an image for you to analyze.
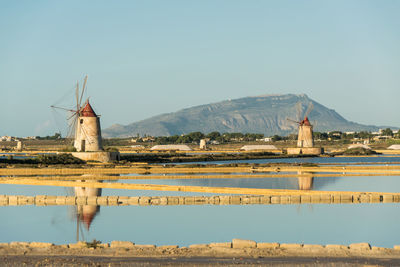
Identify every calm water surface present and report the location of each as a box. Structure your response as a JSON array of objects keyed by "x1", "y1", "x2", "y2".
[
  {"x1": 1, "y1": 204, "x2": 399, "y2": 248},
  {"x1": 173, "y1": 155, "x2": 400, "y2": 165},
  {"x1": 1, "y1": 156, "x2": 400, "y2": 247}
]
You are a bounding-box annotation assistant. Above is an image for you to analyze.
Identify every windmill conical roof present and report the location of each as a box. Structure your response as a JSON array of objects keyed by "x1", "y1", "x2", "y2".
[
  {"x1": 301, "y1": 116, "x2": 311, "y2": 126},
  {"x1": 80, "y1": 101, "x2": 97, "y2": 117}
]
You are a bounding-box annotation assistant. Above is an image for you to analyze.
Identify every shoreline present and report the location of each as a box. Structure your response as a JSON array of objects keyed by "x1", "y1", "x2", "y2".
[{"x1": 1, "y1": 239, "x2": 400, "y2": 266}]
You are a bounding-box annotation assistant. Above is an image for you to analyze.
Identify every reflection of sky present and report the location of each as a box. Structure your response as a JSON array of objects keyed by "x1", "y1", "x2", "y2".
[
  {"x1": 171, "y1": 156, "x2": 400, "y2": 165},
  {"x1": 1, "y1": 204, "x2": 400, "y2": 248},
  {"x1": 1, "y1": 175, "x2": 400, "y2": 195},
  {"x1": 123, "y1": 175, "x2": 400, "y2": 193},
  {"x1": 0, "y1": 184, "x2": 218, "y2": 197}
]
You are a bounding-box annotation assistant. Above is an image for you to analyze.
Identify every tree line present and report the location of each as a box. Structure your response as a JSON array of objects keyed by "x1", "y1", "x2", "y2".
[
  {"x1": 145, "y1": 128, "x2": 399, "y2": 145},
  {"x1": 154, "y1": 132, "x2": 264, "y2": 144}
]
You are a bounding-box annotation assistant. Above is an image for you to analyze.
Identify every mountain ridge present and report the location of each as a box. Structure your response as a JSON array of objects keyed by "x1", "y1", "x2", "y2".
[{"x1": 103, "y1": 94, "x2": 381, "y2": 138}]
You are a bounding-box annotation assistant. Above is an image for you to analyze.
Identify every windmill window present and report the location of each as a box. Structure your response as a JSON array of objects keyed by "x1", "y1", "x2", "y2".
[{"x1": 80, "y1": 119, "x2": 83, "y2": 124}]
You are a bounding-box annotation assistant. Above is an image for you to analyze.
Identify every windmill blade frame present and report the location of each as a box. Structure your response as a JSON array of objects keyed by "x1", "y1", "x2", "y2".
[
  {"x1": 75, "y1": 81, "x2": 80, "y2": 113},
  {"x1": 295, "y1": 101, "x2": 303, "y2": 122},
  {"x1": 79, "y1": 75, "x2": 88, "y2": 108},
  {"x1": 285, "y1": 118, "x2": 299, "y2": 141},
  {"x1": 304, "y1": 102, "x2": 314, "y2": 119},
  {"x1": 66, "y1": 113, "x2": 78, "y2": 139}
]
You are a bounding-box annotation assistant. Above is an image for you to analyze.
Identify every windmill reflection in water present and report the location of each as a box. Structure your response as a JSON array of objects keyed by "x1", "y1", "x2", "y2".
[
  {"x1": 70, "y1": 174, "x2": 118, "y2": 242},
  {"x1": 297, "y1": 171, "x2": 314, "y2": 191}
]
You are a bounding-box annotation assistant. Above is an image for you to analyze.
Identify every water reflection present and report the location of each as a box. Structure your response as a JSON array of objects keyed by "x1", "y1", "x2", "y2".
[
  {"x1": 175, "y1": 156, "x2": 400, "y2": 165},
  {"x1": 71, "y1": 175, "x2": 104, "y2": 241},
  {"x1": 74, "y1": 180, "x2": 102, "y2": 230},
  {"x1": 297, "y1": 172, "x2": 314, "y2": 190},
  {"x1": 129, "y1": 174, "x2": 323, "y2": 191},
  {"x1": 70, "y1": 174, "x2": 121, "y2": 241}
]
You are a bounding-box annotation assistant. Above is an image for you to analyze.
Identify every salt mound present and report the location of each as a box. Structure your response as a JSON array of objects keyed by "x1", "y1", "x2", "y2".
[{"x1": 348, "y1": 144, "x2": 371, "y2": 150}]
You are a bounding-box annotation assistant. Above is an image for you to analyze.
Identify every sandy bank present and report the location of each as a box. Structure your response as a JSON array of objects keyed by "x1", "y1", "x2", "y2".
[{"x1": 1, "y1": 240, "x2": 400, "y2": 266}]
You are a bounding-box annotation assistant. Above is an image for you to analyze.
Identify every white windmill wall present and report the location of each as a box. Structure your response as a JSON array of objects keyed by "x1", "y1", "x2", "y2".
[
  {"x1": 74, "y1": 181, "x2": 102, "y2": 198},
  {"x1": 298, "y1": 176, "x2": 314, "y2": 190},
  {"x1": 297, "y1": 125, "x2": 314, "y2": 148},
  {"x1": 74, "y1": 116, "x2": 103, "y2": 152}
]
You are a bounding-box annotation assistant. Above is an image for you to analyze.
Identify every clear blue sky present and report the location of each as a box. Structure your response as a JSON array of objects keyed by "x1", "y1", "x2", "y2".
[{"x1": 1, "y1": 0, "x2": 399, "y2": 137}]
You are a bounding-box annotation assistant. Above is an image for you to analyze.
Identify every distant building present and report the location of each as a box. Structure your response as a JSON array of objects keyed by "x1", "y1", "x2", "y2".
[
  {"x1": 142, "y1": 136, "x2": 155, "y2": 142},
  {"x1": 0, "y1": 136, "x2": 13, "y2": 142},
  {"x1": 199, "y1": 139, "x2": 207, "y2": 149},
  {"x1": 257, "y1": 137, "x2": 272, "y2": 142},
  {"x1": 373, "y1": 136, "x2": 392, "y2": 141}
]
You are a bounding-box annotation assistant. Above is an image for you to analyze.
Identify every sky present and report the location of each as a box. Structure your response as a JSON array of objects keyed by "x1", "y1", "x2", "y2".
[{"x1": 1, "y1": 0, "x2": 399, "y2": 137}]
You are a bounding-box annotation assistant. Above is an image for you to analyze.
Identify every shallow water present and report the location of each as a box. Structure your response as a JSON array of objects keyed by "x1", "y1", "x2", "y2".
[
  {"x1": 2, "y1": 175, "x2": 400, "y2": 195},
  {"x1": 1, "y1": 155, "x2": 400, "y2": 247},
  {"x1": 1, "y1": 203, "x2": 399, "y2": 248},
  {"x1": 124, "y1": 175, "x2": 400, "y2": 193},
  {"x1": 172, "y1": 155, "x2": 400, "y2": 165}
]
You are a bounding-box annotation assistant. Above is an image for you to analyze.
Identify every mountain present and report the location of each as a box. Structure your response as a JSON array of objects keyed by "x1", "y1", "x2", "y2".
[{"x1": 103, "y1": 94, "x2": 380, "y2": 137}]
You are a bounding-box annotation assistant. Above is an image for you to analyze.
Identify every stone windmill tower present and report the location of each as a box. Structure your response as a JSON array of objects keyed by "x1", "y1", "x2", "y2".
[
  {"x1": 297, "y1": 116, "x2": 314, "y2": 148},
  {"x1": 287, "y1": 102, "x2": 322, "y2": 155},
  {"x1": 287, "y1": 102, "x2": 314, "y2": 148},
  {"x1": 51, "y1": 75, "x2": 103, "y2": 152},
  {"x1": 74, "y1": 99, "x2": 103, "y2": 152}
]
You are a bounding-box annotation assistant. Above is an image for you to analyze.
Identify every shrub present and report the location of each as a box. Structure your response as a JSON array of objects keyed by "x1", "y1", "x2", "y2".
[
  {"x1": 339, "y1": 147, "x2": 379, "y2": 156},
  {"x1": 36, "y1": 154, "x2": 85, "y2": 164}
]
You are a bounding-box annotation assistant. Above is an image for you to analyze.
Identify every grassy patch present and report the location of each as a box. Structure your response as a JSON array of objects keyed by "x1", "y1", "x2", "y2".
[{"x1": 335, "y1": 147, "x2": 379, "y2": 156}]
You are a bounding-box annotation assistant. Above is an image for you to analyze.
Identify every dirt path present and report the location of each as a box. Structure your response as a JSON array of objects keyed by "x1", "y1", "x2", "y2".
[
  {"x1": 1, "y1": 242, "x2": 400, "y2": 267},
  {"x1": 1, "y1": 255, "x2": 400, "y2": 267}
]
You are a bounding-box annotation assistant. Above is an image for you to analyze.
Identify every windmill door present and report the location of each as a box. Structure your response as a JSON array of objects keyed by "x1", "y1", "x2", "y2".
[{"x1": 81, "y1": 140, "x2": 86, "y2": 152}]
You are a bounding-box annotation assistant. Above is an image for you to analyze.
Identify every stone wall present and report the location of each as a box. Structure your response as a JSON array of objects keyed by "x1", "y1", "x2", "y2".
[
  {"x1": 71, "y1": 151, "x2": 120, "y2": 162},
  {"x1": 0, "y1": 193, "x2": 398, "y2": 206},
  {"x1": 287, "y1": 147, "x2": 323, "y2": 155}
]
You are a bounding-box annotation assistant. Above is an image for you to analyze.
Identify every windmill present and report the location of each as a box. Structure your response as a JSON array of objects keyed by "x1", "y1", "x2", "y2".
[
  {"x1": 287, "y1": 102, "x2": 314, "y2": 148},
  {"x1": 51, "y1": 75, "x2": 103, "y2": 152}
]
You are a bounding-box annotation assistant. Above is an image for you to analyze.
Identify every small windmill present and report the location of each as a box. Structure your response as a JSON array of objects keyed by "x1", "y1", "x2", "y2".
[
  {"x1": 51, "y1": 75, "x2": 103, "y2": 152},
  {"x1": 287, "y1": 102, "x2": 314, "y2": 148}
]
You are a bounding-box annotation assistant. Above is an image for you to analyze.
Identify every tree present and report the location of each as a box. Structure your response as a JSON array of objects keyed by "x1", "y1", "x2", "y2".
[
  {"x1": 381, "y1": 128, "x2": 393, "y2": 137},
  {"x1": 314, "y1": 132, "x2": 328, "y2": 140},
  {"x1": 356, "y1": 131, "x2": 372, "y2": 139},
  {"x1": 271, "y1": 135, "x2": 282, "y2": 142},
  {"x1": 243, "y1": 133, "x2": 264, "y2": 141},
  {"x1": 206, "y1": 131, "x2": 221, "y2": 140},
  {"x1": 328, "y1": 131, "x2": 342, "y2": 140},
  {"x1": 187, "y1": 132, "x2": 205, "y2": 142}
]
